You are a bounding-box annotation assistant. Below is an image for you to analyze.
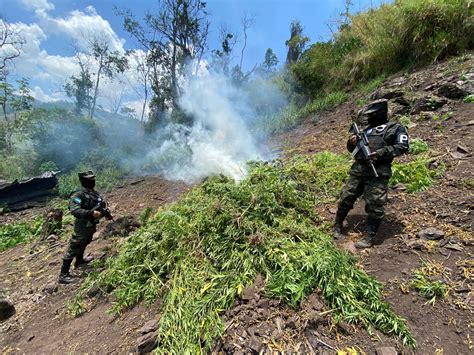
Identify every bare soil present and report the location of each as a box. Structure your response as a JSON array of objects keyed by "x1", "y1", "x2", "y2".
[{"x1": 1, "y1": 57, "x2": 473, "y2": 354}]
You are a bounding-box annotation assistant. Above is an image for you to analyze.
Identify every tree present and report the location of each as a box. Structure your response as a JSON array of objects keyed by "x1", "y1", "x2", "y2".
[
  {"x1": 285, "y1": 21, "x2": 309, "y2": 67},
  {"x1": 64, "y1": 54, "x2": 93, "y2": 115},
  {"x1": 87, "y1": 36, "x2": 128, "y2": 118},
  {"x1": 0, "y1": 18, "x2": 25, "y2": 71},
  {"x1": 257, "y1": 48, "x2": 278, "y2": 77},
  {"x1": 117, "y1": 0, "x2": 209, "y2": 125},
  {"x1": 0, "y1": 72, "x2": 34, "y2": 154}
]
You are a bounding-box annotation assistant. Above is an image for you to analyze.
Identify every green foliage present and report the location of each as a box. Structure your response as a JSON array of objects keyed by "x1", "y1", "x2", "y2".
[
  {"x1": 293, "y1": 0, "x2": 473, "y2": 94},
  {"x1": 58, "y1": 162, "x2": 125, "y2": 198},
  {"x1": 0, "y1": 218, "x2": 43, "y2": 251},
  {"x1": 262, "y1": 92, "x2": 348, "y2": 134},
  {"x1": 396, "y1": 115, "x2": 416, "y2": 129},
  {"x1": 139, "y1": 207, "x2": 153, "y2": 226},
  {"x1": 77, "y1": 152, "x2": 415, "y2": 352},
  {"x1": 409, "y1": 261, "x2": 447, "y2": 305},
  {"x1": 409, "y1": 138, "x2": 429, "y2": 155},
  {"x1": 463, "y1": 94, "x2": 474, "y2": 103},
  {"x1": 390, "y1": 156, "x2": 443, "y2": 193}
]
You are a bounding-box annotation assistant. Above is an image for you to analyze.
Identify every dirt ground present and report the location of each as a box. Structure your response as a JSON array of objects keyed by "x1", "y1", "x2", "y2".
[{"x1": 1, "y1": 57, "x2": 473, "y2": 354}]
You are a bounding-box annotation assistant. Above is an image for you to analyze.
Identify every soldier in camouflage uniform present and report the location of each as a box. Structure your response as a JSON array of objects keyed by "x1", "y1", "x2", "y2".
[
  {"x1": 334, "y1": 100, "x2": 409, "y2": 248},
  {"x1": 59, "y1": 171, "x2": 107, "y2": 284}
]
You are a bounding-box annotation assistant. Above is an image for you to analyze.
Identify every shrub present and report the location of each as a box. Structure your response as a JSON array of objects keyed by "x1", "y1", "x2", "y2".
[{"x1": 0, "y1": 218, "x2": 43, "y2": 251}]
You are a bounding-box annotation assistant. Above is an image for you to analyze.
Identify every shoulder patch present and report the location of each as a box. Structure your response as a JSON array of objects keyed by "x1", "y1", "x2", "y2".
[{"x1": 73, "y1": 197, "x2": 82, "y2": 204}]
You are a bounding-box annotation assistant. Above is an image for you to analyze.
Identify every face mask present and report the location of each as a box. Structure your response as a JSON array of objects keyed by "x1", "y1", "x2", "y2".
[
  {"x1": 367, "y1": 113, "x2": 387, "y2": 127},
  {"x1": 81, "y1": 179, "x2": 96, "y2": 189}
]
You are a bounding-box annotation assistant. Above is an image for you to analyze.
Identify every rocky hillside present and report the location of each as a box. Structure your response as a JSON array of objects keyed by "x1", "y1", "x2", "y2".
[{"x1": 1, "y1": 54, "x2": 473, "y2": 354}]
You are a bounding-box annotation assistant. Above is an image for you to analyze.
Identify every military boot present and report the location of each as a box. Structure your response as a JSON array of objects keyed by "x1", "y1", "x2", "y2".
[
  {"x1": 333, "y1": 209, "x2": 349, "y2": 240},
  {"x1": 355, "y1": 217, "x2": 381, "y2": 249},
  {"x1": 58, "y1": 259, "x2": 75, "y2": 284},
  {"x1": 74, "y1": 250, "x2": 94, "y2": 268}
]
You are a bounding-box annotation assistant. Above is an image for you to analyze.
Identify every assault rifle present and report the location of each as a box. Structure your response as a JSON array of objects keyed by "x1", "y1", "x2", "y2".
[
  {"x1": 351, "y1": 122, "x2": 379, "y2": 178},
  {"x1": 92, "y1": 200, "x2": 114, "y2": 221}
]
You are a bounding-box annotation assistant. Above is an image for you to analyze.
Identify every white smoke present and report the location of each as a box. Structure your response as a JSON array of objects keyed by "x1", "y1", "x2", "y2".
[{"x1": 145, "y1": 72, "x2": 265, "y2": 182}]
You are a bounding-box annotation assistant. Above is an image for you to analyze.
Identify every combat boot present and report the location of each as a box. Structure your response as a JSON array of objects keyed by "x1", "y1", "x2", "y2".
[
  {"x1": 58, "y1": 259, "x2": 75, "y2": 284},
  {"x1": 333, "y1": 209, "x2": 349, "y2": 240},
  {"x1": 355, "y1": 217, "x2": 381, "y2": 249}
]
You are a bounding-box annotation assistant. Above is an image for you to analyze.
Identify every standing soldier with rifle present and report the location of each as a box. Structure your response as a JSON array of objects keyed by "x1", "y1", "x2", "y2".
[
  {"x1": 58, "y1": 171, "x2": 113, "y2": 284},
  {"x1": 333, "y1": 100, "x2": 409, "y2": 248}
]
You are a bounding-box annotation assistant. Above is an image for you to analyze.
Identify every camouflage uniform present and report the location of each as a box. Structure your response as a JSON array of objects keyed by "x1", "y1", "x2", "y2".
[
  {"x1": 334, "y1": 100, "x2": 409, "y2": 248},
  {"x1": 338, "y1": 121, "x2": 409, "y2": 220},
  {"x1": 59, "y1": 171, "x2": 105, "y2": 283},
  {"x1": 63, "y1": 187, "x2": 103, "y2": 263}
]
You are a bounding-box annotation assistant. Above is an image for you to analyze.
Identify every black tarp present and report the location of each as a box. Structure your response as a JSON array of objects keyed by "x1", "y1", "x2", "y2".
[{"x1": 0, "y1": 171, "x2": 59, "y2": 211}]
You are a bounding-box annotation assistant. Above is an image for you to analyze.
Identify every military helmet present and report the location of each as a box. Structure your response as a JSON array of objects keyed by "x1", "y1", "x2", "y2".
[
  {"x1": 363, "y1": 99, "x2": 388, "y2": 116},
  {"x1": 78, "y1": 170, "x2": 95, "y2": 181}
]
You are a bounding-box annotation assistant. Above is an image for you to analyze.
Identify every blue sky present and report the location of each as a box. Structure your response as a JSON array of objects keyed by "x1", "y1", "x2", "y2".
[{"x1": 0, "y1": 0, "x2": 382, "y2": 112}]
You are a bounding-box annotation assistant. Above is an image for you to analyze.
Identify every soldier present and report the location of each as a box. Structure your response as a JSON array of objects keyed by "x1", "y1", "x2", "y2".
[
  {"x1": 333, "y1": 100, "x2": 409, "y2": 248},
  {"x1": 58, "y1": 171, "x2": 109, "y2": 284}
]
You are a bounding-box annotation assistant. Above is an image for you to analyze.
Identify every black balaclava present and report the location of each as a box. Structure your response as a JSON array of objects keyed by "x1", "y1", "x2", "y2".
[
  {"x1": 81, "y1": 178, "x2": 95, "y2": 189},
  {"x1": 367, "y1": 112, "x2": 388, "y2": 128}
]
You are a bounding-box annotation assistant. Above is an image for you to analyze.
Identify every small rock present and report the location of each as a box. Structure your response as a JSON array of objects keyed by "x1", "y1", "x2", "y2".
[
  {"x1": 457, "y1": 145, "x2": 470, "y2": 154},
  {"x1": 437, "y1": 83, "x2": 469, "y2": 99},
  {"x1": 286, "y1": 316, "x2": 297, "y2": 329},
  {"x1": 328, "y1": 207, "x2": 337, "y2": 214},
  {"x1": 137, "y1": 331, "x2": 158, "y2": 354},
  {"x1": 0, "y1": 207, "x2": 4, "y2": 215},
  {"x1": 467, "y1": 120, "x2": 474, "y2": 126},
  {"x1": 450, "y1": 151, "x2": 469, "y2": 160},
  {"x1": 248, "y1": 336, "x2": 263, "y2": 353},
  {"x1": 42, "y1": 282, "x2": 58, "y2": 295},
  {"x1": 0, "y1": 298, "x2": 15, "y2": 321},
  {"x1": 392, "y1": 183, "x2": 406, "y2": 191},
  {"x1": 341, "y1": 240, "x2": 357, "y2": 254},
  {"x1": 445, "y1": 243, "x2": 463, "y2": 252},
  {"x1": 438, "y1": 239, "x2": 449, "y2": 248},
  {"x1": 27, "y1": 334, "x2": 35, "y2": 341},
  {"x1": 417, "y1": 228, "x2": 445, "y2": 240},
  {"x1": 407, "y1": 239, "x2": 425, "y2": 250},
  {"x1": 241, "y1": 286, "x2": 257, "y2": 301},
  {"x1": 376, "y1": 346, "x2": 398, "y2": 355},
  {"x1": 257, "y1": 298, "x2": 270, "y2": 309},
  {"x1": 138, "y1": 319, "x2": 160, "y2": 335},
  {"x1": 454, "y1": 285, "x2": 470, "y2": 293},
  {"x1": 86, "y1": 285, "x2": 100, "y2": 298},
  {"x1": 46, "y1": 234, "x2": 58, "y2": 243}
]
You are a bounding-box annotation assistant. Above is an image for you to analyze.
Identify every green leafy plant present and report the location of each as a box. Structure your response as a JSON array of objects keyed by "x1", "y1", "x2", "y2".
[
  {"x1": 409, "y1": 261, "x2": 447, "y2": 305},
  {"x1": 0, "y1": 218, "x2": 43, "y2": 251},
  {"x1": 75, "y1": 152, "x2": 415, "y2": 352},
  {"x1": 464, "y1": 94, "x2": 474, "y2": 103},
  {"x1": 409, "y1": 138, "x2": 429, "y2": 155},
  {"x1": 390, "y1": 156, "x2": 443, "y2": 193}
]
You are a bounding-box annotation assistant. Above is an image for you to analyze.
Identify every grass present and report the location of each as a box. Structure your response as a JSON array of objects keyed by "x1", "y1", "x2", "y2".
[
  {"x1": 74, "y1": 151, "x2": 417, "y2": 352},
  {"x1": 263, "y1": 92, "x2": 348, "y2": 134},
  {"x1": 0, "y1": 218, "x2": 43, "y2": 251},
  {"x1": 463, "y1": 94, "x2": 474, "y2": 103}
]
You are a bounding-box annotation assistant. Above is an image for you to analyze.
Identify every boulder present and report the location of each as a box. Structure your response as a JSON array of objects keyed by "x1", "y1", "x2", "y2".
[
  {"x1": 371, "y1": 89, "x2": 404, "y2": 100},
  {"x1": 137, "y1": 331, "x2": 158, "y2": 354},
  {"x1": 412, "y1": 96, "x2": 447, "y2": 114},
  {"x1": 138, "y1": 319, "x2": 160, "y2": 335},
  {"x1": 437, "y1": 83, "x2": 469, "y2": 99},
  {"x1": 0, "y1": 298, "x2": 15, "y2": 321}
]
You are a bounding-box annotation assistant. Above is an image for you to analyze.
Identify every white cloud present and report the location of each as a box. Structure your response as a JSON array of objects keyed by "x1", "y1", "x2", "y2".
[
  {"x1": 30, "y1": 85, "x2": 63, "y2": 102},
  {"x1": 19, "y1": 0, "x2": 54, "y2": 13},
  {"x1": 41, "y1": 6, "x2": 125, "y2": 52}
]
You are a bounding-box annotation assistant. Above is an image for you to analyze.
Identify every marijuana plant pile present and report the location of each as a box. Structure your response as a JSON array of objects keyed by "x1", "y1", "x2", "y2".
[{"x1": 82, "y1": 152, "x2": 416, "y2": 352}]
